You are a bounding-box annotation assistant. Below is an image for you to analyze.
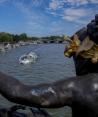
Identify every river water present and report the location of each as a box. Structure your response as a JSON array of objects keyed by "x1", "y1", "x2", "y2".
[{"x1": 0, "y1": 44, "x2": 76, "y2": 117}]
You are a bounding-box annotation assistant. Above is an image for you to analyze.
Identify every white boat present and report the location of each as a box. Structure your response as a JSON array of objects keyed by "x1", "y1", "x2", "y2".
[{"x1": 19, "y1": 52, "x2": 38, "y2": 64}]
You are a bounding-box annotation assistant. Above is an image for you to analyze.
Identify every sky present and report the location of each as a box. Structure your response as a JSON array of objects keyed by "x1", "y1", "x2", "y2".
[{"x1": 0, "y1": 0, "x2": 97, "y2": 37}]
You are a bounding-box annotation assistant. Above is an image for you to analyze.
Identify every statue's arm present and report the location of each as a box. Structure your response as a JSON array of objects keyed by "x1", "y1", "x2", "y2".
[{"x1": 0, "y1": 72, "x2": 73, "y2": 108}]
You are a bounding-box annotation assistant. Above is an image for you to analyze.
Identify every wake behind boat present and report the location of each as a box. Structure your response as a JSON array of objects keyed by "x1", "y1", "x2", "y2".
[{"x1": 19, "y1": 51, "x2": 38, "y2": 64}]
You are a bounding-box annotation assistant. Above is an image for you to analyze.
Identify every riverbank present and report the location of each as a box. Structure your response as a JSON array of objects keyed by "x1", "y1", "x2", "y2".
[{"x1": 0, "y1": 40, "x2": 66, "y2": 53}]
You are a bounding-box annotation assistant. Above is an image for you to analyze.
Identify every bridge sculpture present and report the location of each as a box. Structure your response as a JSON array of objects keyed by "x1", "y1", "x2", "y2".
[
  {"x1": 0, "y1": 14, "x2": 98, "y2": 117},
  {"x1": 0, "y1": 72, "x2": 98, "y2": 117}
]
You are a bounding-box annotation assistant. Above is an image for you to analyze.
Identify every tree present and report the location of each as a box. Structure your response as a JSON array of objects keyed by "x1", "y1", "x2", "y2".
[
  {"x1": 12, "y1": 34, "x2": 20, "y2": 42},
  {"x1": 0, "y1": 32, "x2": 13, "y2": 42},
  {"x1": 19, "y1": 33, "x2": 27, "y2": 41}
]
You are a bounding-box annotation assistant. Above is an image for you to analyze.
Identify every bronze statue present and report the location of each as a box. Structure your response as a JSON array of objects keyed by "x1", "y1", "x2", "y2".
[
  {"x1": 0, "y1": 72, "x2": 98, "y2": 117},
  {"x1": 64, "y1": 14, "x2": 98, "y2": 76},
  {"x1": 1, "y1": 14, "x2": 98, "y2": 117}
]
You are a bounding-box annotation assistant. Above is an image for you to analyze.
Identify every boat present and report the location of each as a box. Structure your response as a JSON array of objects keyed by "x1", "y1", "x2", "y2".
[{"x1": 19, "y1": 52, "x2": 38, "y2": 64}]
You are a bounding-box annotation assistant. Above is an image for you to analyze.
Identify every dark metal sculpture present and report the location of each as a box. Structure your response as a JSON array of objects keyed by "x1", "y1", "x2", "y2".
[
  {"x1": 0, "y1": 105, "x2": 51, "y2": 117},
  {"x1": 0, "y1": 72, "x2": 98, "y2": 117},
  {"x1": 73, "y1": 18, "x2": 98, "y2": 76},
  {"x1": 1, "y1": 14, "x2": 98, "y2": 117}
]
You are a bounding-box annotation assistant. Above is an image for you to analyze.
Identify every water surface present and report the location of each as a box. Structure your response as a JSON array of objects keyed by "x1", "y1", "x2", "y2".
[{"x1": 0, "y1": 44, "x2": 75, "y2": 117}]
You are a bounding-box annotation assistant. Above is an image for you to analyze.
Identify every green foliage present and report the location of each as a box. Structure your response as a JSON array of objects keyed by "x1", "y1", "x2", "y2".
[
  {"x1": 19, "y1": 33, "x2": 27, "y2": 41},
  {"x1": 0, "y1": 33, "x2": 28, "y2": 42},
  {"x1": 12, "y1": 34, "x2": 20, "y2": 42},
  {"x1": 32, "y1": 37, "x2": 39, "y2": 41},
  {"x1": 0, "y1": 32, "x2": 13, "y2": 42},
  {"x1": 0, "y1": 32, "x2": 66, "y2": 43},
  {"x1": 41, "y1": 35, "x2": 64, "y2": 41}
]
